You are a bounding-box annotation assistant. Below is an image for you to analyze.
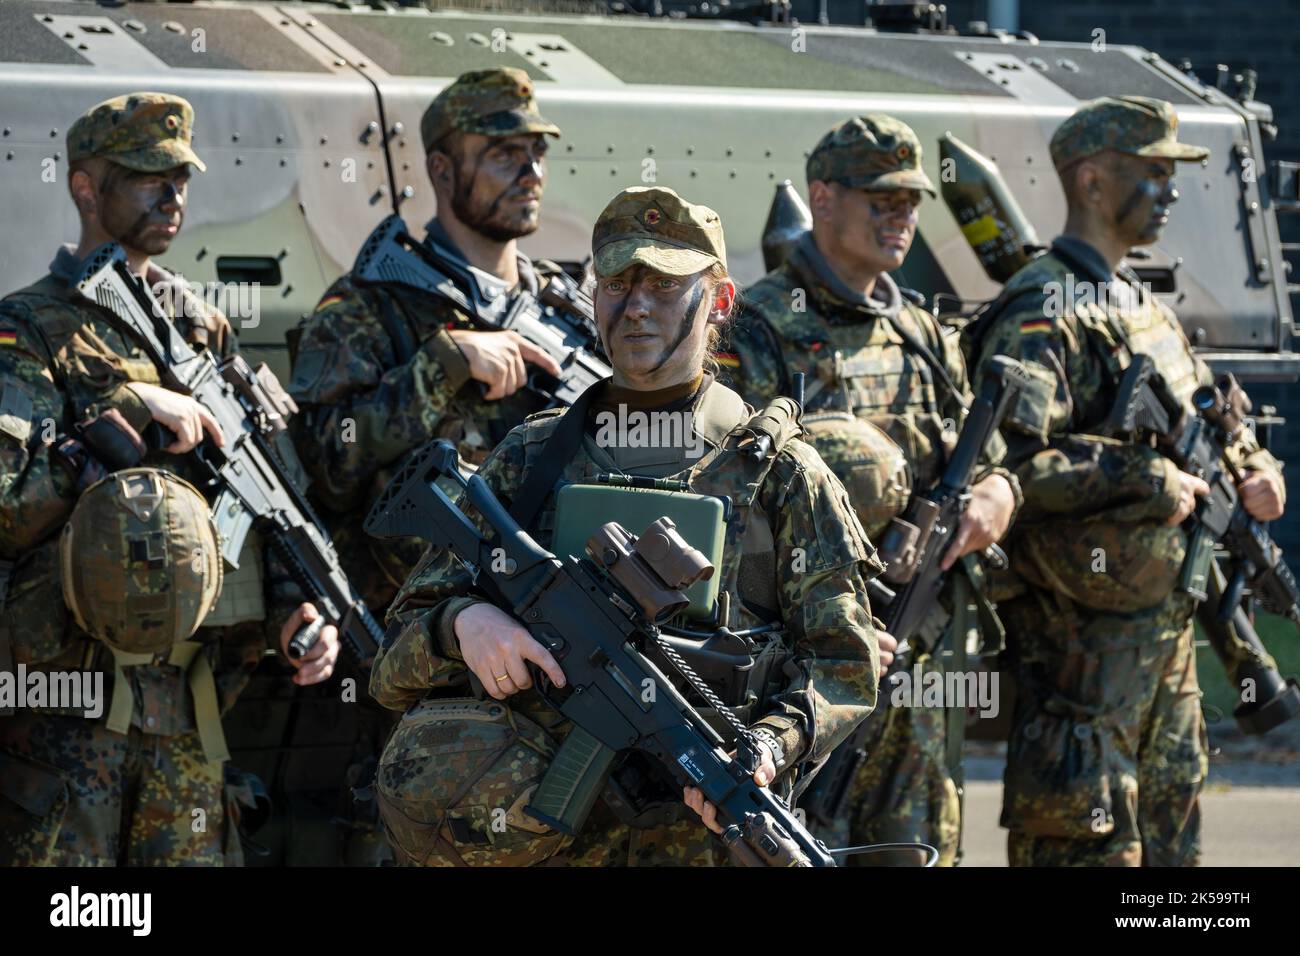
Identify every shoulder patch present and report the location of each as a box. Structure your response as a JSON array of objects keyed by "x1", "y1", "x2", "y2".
[
  {"x1": 714, "y1": 351, "x2": 740, "y2": 369},
  {"x1": 1019, "y1": 317, "x2": 1054, "y2": 336}
]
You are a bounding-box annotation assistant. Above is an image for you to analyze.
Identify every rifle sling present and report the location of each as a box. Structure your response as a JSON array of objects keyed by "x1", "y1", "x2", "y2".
[
  {"x1": 507, "y1": 378, "x2": 607, "y2": 530},
  {"x1": 375, "y1": 287, "x2": 419, "y2": 365},
  {"x1": 882, "y1": 310, "x2": 969, "y2": 413}
]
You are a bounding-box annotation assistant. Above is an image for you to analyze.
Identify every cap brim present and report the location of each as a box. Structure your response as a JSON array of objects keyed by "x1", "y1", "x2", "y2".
[
  {"x1": 843, "y1": 169, "x2": 938, "y2": 198},
  {"x1": 594, "y1": 239, "x2": 719, "y2": 278},
  {"x1": 111, "y1": 141, "x2": 207, "y2": 173},
  {"x1": 1136, "y1": 140, "x2": 1209, "y2": 162},
  {"x1": 474, "y1": 108, "x2": 562, "y2": 139}
]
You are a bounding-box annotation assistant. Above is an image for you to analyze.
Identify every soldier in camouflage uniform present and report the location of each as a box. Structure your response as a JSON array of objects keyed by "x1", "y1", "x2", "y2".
[
  {"x1": 722, "y1": 115, "x2": 1021, "y2": 866},
  {"x1": 369, "y1": 186, "x2": 883, "y2": 866},
  {"x1": 287, "y1": 67, "x2": 564, "y2": 611},
  {"x1": 285, "y1": 68, "x2": 565, "y2": 862},
  {"x1": 0, "y1": 93, "x2": 339, "y2": 866},
  {"x1": 972, "y1": 96, "x2": 1286, "y2": 866}
]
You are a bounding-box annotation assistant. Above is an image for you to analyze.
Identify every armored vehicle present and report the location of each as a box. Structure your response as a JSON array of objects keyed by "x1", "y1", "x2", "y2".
[{"x1": 2, "y1": 0, "x2": 1295, "y2": 864}]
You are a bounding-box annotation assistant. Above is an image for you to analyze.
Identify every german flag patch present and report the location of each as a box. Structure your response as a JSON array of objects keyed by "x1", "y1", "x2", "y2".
[
  {"x1": 316, "y1": 294, "x2": 346, "y2": 311},
  {"x1": 715, "y1": 352, "x2": 740, "y2": 369},
  {"x1": 1020, "y1": 318, "x2": 1053, "y2": 335},
  {"x1": 0, "y1": 328, "x2": 18, "y2": 348}
]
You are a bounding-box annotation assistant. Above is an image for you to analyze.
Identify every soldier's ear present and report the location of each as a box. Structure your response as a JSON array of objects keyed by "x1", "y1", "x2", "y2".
[
  {"x1": 426, "y1": 149, "x2": 454, "y2": 189},
  {"x1": 69, "y1": 167, "x2": 99, "y2": 219},
  {"x1": 808, "y1": 180, "x2": 836, "y2": 223},
  {"x1": 709, "y1": 278, "x2": 736, "y2": 323}
]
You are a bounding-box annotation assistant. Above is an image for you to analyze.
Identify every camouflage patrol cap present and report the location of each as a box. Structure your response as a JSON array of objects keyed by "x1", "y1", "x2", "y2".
[
  {"x1": 60, "y1": 468, "x2": 223, "y2": 654},
  {"x1": 1050, "y1": 96, "x2": 1210, "y2": 171},
  {"x1": 806, "y1": 114, "x2": 937, "y2": 197},
  {"x1": 420, "y1": 68, "x2": 561, "y2": 154},
  {"x1": 592, "y1": 186, "x2": 727, "y2": 277},
  {"x1": 67, "y1": 92, "x2": 207, "y2": 173}
]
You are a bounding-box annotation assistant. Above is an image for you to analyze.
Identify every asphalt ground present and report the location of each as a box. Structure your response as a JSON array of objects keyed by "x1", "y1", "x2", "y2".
[{"x1": 959, "y1": 734, "x2": 1300, "y2": 866}]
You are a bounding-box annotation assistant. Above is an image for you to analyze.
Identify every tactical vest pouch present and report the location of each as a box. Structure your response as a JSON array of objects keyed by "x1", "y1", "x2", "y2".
[
  {"x1": 0, "y1": 537, "x2": 76, "y2": 667},
  {"x1": 551, "y1": 483, "x2": 726, "y2": 621}
]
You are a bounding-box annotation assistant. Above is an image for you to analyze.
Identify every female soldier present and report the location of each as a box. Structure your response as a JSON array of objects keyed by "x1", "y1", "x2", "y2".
[{"x1": 367, "y1": 186, "x2": 887, "y2": 866}]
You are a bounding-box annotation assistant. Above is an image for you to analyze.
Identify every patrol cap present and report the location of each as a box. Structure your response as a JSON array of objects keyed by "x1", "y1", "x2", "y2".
[
  {"x1": 420, "y1": 67, "x2": 561, "y2": 154},
  {"x1": 1050, "y1": 96, "x2": 1210, "y2": 171},
  {"x1": 806, "y1": 114, "x2": 936, "y2": 197},
  {"x1": 592, "y1": 186, "x2": 727, "y2": 278},
  {"x1": 67, "y1": 92, "x2": 207, "y2": 173}
]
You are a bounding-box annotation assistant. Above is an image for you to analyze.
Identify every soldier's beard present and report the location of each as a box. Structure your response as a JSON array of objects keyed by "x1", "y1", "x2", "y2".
[{"x1": 449, "y1": 160, "x2": 541, "y2": 243}]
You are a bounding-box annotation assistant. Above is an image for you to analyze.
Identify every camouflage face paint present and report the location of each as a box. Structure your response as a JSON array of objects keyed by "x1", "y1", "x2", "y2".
[
  {"x1": 596, "y1": 268, "x2": 712, "y2": 384},
  {"x1": 97, "y1": 163, "x2": 188, "y2": 255},
  {"x1": 1112, "y1": 160, "x2": 1177, "y2": 244},
  {"x1": 649, "y1": 282, "x2": 705, "y2": 373},
  {"x1": 450, "y1": 136, "x2": 544, "y2": 243}
]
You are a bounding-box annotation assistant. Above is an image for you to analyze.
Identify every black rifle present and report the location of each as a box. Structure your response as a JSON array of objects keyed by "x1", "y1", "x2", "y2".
[
  {"x1": 1106, "y1": 353, "x2": 1300, "y2": 732},
  {"x1": 799, "y1": 355, "x2": 1028, "y2": 830},
  {"x1": 353, "y1": 214, "x2": 610, "y2": 406},
  {"x1": 364, "y1": 438, "x2": 839, "y2": 866},
  {"x1": 73, "y1": 244, "x2": 383, "y2": 666}
]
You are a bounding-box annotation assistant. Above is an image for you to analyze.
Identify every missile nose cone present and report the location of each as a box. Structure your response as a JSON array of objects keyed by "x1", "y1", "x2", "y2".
[
  {"x1": 938, "y1": 134, "x2": 1040, "y2": 284},
  {"x1": 761, "y1": 180, "x2": 813, "y2": 272}
]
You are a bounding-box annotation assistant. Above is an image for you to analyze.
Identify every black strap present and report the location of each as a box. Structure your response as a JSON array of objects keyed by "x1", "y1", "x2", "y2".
[
  {"x1": 507, "y1": 378, "x2": 609, "y2": 531},
  {"x1": 882, "y1": 309, "x2": 969, "y2": 412},
  {"x1": 375, "y1": 288, "x2": 419, "y2": 365}
]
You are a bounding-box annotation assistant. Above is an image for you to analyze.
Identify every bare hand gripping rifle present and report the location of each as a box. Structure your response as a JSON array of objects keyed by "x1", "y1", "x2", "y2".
[
  {"x1": 353, "y1": 214, "x2": 610, "y2": 407},
  {"x1": 364, "y1": 438, "x2": 840, "y2": 866},
  {"x1": 1106, "y1": 354, "x2": 1300, "y2": 732},
  {"x1": 799, "y1": 355, "x2": 1028, "y2": 829},
  {"x1": 73, "y1": 243, "x2": 383, "y2": 667}
]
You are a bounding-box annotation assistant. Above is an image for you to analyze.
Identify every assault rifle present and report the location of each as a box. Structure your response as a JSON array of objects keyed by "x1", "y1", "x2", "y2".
[
  {"x1": 365, "y1": 438, "x2": 840, "y2": 866},
  {"x1": 799, "y1": 355, "x2": 1028, "y2": 829},
  {"x1": 353, "y1": 214, "x2": 610, "y2": 406},
  {"x1": 1106, "y1": 354, "x2": 1300, "y2": 732},
  {"x1": 73, "y1": 244, "x2": 383, "y2": 667}
]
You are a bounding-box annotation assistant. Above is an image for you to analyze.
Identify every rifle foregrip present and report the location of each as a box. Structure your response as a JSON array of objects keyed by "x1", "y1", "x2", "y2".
[
  {"x1": 287, "y1": 616, "x2": 325, "y2": 660},
  {"x1": 523, "y1": 725, "x2": 618, "y2": 836},
  {"x1": 1179, "y1": 523, "x2": 1217, "y2": 601}
]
